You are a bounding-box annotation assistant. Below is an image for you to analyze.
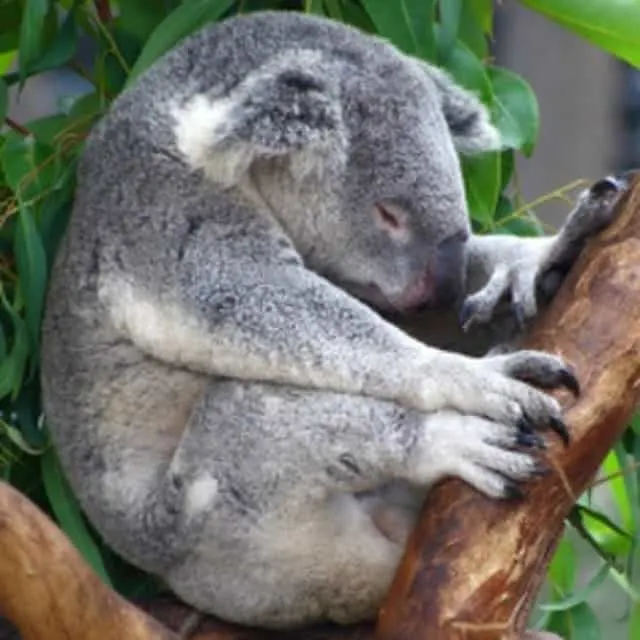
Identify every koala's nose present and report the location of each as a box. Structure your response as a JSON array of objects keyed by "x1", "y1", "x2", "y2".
[{"x1": 431, "y1": 230, "x2": 469, "y2": 307}]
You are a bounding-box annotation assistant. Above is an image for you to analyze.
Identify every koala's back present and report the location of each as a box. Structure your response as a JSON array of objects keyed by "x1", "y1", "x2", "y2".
[{"x1": 40, "y1": 10, "x2": 432, "y2": 574}]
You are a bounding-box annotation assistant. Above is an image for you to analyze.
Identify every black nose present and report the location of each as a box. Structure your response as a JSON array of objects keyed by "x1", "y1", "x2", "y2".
[{"x1": 432, "y1": 230, "x2": 469, "y2": 308}]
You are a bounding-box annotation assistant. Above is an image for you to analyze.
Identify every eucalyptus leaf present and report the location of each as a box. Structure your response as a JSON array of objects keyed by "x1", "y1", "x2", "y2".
[
  {"x1": 436, "y1": 0, "x2": 462, "y2": 63},
  {"x1": 360, "y1": 0, "x2": 436, "y2": 60},
  {"x1": 521, "y1": 0, "x2": 640, "y2": 68},
  {"x1": 17, "y1": 0, "x2": 50, "y2": 82},
  {"x1": 0, "y1": 76, "x2": 7, "y2": 122},
  {"x1": 14, "y1": 202, "x2": 47, "y2": 357},
  {"x1": 128, "y1": 0, "x2": 236, "y2": 81},
  {"x1": 40, "y1": 447, "x2": 113, "y2": 585},
  {"x1": 462, "y1": 152, "x2": 501, "y2": 227},
  {"x1": 487, "y1": 66, "x2": 539, "y2": 156}
]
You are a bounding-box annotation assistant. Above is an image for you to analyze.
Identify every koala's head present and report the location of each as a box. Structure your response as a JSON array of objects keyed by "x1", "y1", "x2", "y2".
[{"x1": 172, "y1": 33, "x2": 501, "y2": 314}]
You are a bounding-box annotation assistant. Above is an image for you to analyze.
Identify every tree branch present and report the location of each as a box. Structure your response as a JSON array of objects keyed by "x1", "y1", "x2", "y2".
[{"x1": 376, "y1": 174, "x2": 640, "y2": 639}]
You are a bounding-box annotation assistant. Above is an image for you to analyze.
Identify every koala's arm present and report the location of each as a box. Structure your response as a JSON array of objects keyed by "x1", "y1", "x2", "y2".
[
  {"x1": 460, "y1": 174, "x2": 632, "y2": 333},
  {"x1": 98, "y1": 45, "x2": 574, "y2": 431},
  {"x1": 103, "y1": 209, "x2": 570, "y2": 431}
]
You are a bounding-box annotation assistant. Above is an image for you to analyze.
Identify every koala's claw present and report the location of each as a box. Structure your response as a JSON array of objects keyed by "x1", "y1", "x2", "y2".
[
  {"x1": 516, "y1": 430, "x2": 546, "y2": 450},
  {"x1": 459, "y1": 298, "x2": 477, "y2": 332},
  {"x1": 497, "y1": 350, "x2": 580, "y2": 398},
  {"x1": 460, "y1": 263, "x2": 537, "y2": 333},
  {"x1": 536, "y1": 171, "x2": 636, "y2": 304},
  {"x1": 549, "y1": 416, "x2": 570, "y2": 447},
  {"x1": 532, "y1": 460, "x2": 551, "y2": 477},
  {"x1": 481, "y1": 350, "x2": 574, "y2": 445},
  {"x1": 504, "y1": 482, "x2": 526, "y2": 501}
]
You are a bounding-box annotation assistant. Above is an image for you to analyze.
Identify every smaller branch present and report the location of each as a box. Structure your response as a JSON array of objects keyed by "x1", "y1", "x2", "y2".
[{"x1": 3, "y1": 118, "x2": 30, "y2": 137}]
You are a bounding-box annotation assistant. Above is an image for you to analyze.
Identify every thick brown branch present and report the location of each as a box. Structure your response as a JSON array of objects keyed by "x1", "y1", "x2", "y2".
[
  {"x1": 375, "y1": 175, "x2": 640, "y2": 639},
  {"x1": 0, "y1": 481, "x2": 174, "y2": 640}
]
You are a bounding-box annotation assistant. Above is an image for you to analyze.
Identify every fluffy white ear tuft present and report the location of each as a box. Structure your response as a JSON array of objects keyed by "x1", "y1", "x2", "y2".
[
  {"x1": 420, "y1": 62, "x2": 503, "y2": 155},
  {"x1": 171, "y1": 49, "x2": 347, "y2": 186}
]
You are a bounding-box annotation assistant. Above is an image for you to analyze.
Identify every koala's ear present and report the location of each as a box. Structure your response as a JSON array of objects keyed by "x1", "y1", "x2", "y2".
[
  {"x1": 422, "y1": 63, "x2": 502, "y2": 155},
  {"x1": 172, "y1": 50, "x2": 347, "y2": 185}
]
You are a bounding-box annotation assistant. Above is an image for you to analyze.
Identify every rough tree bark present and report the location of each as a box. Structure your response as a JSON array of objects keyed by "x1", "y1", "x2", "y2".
[
  {"x1": 1, "y1": 177, "x2": 639, "y2": 639},
  {"x1": 376, "y1": 174, "x2": 640, "y2": 639}
]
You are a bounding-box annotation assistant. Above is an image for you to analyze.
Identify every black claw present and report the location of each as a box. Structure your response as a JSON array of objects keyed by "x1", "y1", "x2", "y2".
[
  {"x1": 549, "y1": 416, "x2": 571, "y2": 446},
  {"x1": 517, "y1": 413, "x2": 536, "y2": 434},
  {"x1": 532, "y1": 461, "x2": 551, "y2": 477},
  {"x1": 459, "y1": 299, "x2": 476, "y2": 332},
  {"x1": 589, "y1": 176, "x2": 622, "y2": 199},
  {"x1": 504, "y1": 482, "x2": 525, "y2": 501},
  {"x1": 516, "y1": 431, "x2": 546, "y2": 450},
  {"x1": 558, "y1": 368, "x2": 581, "y2": 397}
]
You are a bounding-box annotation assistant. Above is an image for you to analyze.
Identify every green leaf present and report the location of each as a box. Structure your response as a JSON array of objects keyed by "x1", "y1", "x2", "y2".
[
  {"x1": 0, "y1": 50, "x2": 16, "y2": 73},
  {"x1": 630, "y1": 602, "x2": 640, "y2": 640},
  {"x1": 40, "y1": 447, "x2": 113, "y2": 586},
  {"x1": 128, "y1": 0, "x2": 236, "y2": 81},
  {"x1": 0, "y1": 290, "x2": 29, "y2": 401},
  {"x1": 462, "y1": 152, "x2": 501, "y2": 227},
  {"x1": 437, "y1": 0, "x2": 462, "y2": 63},
  {"x1": 322, "y1": 0, "x2": 343, "y2": 21},
  {"x1": 457, "y1": 0, "x2": 489, "y2": 58},
  {"x1": 13, "y1": 381, "x2": 48, "y2": 450},
  {"x1": 14, "y1": 202, "x2": 47, "y2": 357},
  {"x1": 520, "y1": 0, "x2": 640, "y2": 68},
  {"x1": 340, "y1": 1, "x2": 377, "y2": 33},
  {"x1": 18, "y1": 0, "x2": 51, "y2": 82},
  {"x1": 577, "y1": 503, "x2": 633, "y2": 544},
  {"x1": 487, "y1": 66, "x2": 539, "y2": 156},
  {"x1": 26, "y1": 8, "x2": 78, "y2": 76},
  {"x1": 566, "y1": 603, "x2": 602, "y2": 640},
  {"x1": 539, "y1": 562, "x2": 609, "y2": 611},
  {"x1": 2, "y1": 420, "x2": 45, "y2": 455},
  {"x1": 360, "y1": 0, "x2": 437, "y2": 60},
  {"x1": 0, "y1": 0, "x2": 23, "y2": 49},
  {"x1": 548, "y1": 536, "x2": 576, "y2": 594},
  {"x1": 305, "y1": 0, "x2": 324, "y2": 15},
  {"x1": 0, "y1": 76, "x2": 6, "y2": 123},
  {"x1": 603, "y1": 448, "x2": 633, "y2": 532},
  {"x1": 468, "y1": 0, "x2": 493, "y2": 34},
  {"x1": 492, "y1": 194, "x2": 545, "y2": 237},
  {"x1": 118, "y1": 0, "x2": 170, "y2": 43},
  {"x1": 616, "y1": 440, "x2": 640, "y2": 531},
  {"x1": 39, "y1": 179, "x2": 75, "y2": 270},
  {"x1": 435, "y1": 31, "x2": 493, "y2": 105}
]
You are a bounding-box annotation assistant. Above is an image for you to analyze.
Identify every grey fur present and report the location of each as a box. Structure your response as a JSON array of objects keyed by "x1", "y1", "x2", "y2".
[{"x1": 41, "y1": 11, "x2": 630, "y2": 629}]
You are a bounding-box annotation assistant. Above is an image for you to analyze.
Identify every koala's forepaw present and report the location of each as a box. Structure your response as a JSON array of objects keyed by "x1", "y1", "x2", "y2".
[
  {"x1": 460, "y1": 260, "x2": 537, "y2": 333},
  {"x1": 483, "y1": 350, "x2": 578, "y2": 445},
  {"x1": 536, "y1": 171, "x2": 637, "y2": 305}
]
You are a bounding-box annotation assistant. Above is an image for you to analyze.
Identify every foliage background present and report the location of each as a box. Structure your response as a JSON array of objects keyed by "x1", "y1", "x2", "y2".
[{"x1": 2, "y1": 0, "x2": 640, "y2": 637}]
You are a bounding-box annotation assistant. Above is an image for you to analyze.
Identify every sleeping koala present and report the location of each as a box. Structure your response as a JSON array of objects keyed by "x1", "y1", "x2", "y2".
[{"x1": 41, "y1": 10, "x2": 630, "y2": 629}]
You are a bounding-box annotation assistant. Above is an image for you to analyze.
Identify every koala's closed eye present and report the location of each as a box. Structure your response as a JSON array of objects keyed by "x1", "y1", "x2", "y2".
[{"x1": 373, "y1": 203, "x2": 404, "y2": 232}]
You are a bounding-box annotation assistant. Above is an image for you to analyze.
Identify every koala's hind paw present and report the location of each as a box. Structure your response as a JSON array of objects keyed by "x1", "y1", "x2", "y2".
[{"x1": 414, "y1": 411, "x2": 550, "y2": 500}]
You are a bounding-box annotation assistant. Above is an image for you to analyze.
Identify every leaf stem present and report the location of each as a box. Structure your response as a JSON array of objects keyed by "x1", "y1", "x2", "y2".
[{"x1": 3, "y1": 118, "x2": 30, "y2": 137}]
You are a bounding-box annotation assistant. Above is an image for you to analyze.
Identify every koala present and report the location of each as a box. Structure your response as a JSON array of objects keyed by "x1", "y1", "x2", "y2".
[{"x1": 40, "y1": 10, "x2": 631, "y2": 630}]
